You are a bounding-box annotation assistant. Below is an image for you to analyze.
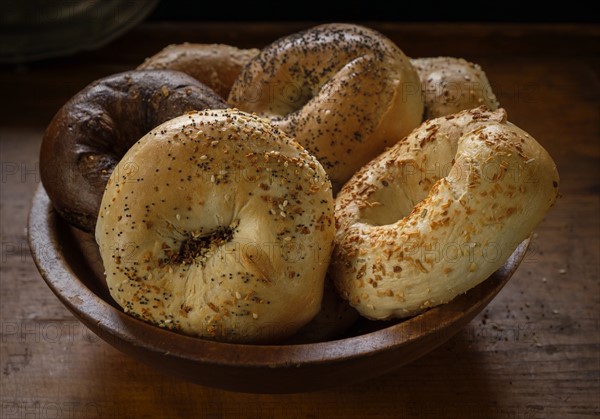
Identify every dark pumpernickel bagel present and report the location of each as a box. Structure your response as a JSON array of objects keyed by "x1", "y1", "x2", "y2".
[{"x1": 40, "y1": 70, "x2": 227, "y2": 232}]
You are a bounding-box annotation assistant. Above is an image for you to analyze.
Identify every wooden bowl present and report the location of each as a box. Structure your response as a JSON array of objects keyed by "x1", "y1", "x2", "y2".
[{"x1": 28, "y1": 185, "x2": 529, "y2": 393}]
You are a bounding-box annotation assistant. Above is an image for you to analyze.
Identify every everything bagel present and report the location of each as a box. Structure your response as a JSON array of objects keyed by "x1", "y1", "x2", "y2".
[
  {"x1": 228, "y1": 23, "x2": 424, "y2": 191},
  {"x1": 95, "y1": 109, "x2": 335, "y2": 343},
  {"x1": 40, "y1": 70, "x2": 226, "y2": 232},
  {"x1": 331, "y1": 107, "x2": 559, "y2": 320}
]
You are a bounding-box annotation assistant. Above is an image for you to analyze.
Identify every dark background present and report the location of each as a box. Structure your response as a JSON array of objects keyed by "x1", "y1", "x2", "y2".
[
  {"x1": 0, "y1": 0, "x2": 596, "y2": 64},
  {"x1": 147, "y1": 0, "x2": 596, "y2": 23}
]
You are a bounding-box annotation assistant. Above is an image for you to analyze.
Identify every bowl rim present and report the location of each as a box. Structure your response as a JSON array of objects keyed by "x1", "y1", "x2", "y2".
[{"x1": 28, "y1": 184, "x2": 529, "y2": 368}]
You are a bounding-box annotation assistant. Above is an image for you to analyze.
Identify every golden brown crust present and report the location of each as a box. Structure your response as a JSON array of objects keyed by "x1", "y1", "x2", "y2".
[
  {"x1": 228, "y1": 23, "x2": 424, "y2": 191},
  {"x1": 95, "y1": 109, "x2": 336, "y2": 343},
  {"x1": 411, "y1": 57, "x2": 499, "y2": 119},
  {"x1": 331, "y1": 107, "x2": 559, "y2": 320},
  {"x1": 138, "y1": 43, "x2": 260, "y2": 99}
]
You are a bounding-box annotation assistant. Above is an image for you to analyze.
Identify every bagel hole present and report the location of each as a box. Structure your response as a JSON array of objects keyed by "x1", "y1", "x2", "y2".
[
  {"x1": 358, "y1": 152, "x2": 456, "y2": 226},
  {"x1": 270, "y1": 81, "x2": 316, "y2": 116},
  {"x1": 160, "y1": 225, "x2": 235, "y2": 267},
  {"x1": 359, "y1": 186, "x2": 418, "y2": 226}
]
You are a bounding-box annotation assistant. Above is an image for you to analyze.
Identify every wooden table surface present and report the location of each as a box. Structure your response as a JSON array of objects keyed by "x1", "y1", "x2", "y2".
[{"x1": 1, "y1": 22, "x2": 598, "y2": 418}]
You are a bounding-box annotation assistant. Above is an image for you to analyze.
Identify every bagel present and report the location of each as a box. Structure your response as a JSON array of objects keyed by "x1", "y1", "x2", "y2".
[
  {"x1": 331, "y1": 107, "x2": 559, "y2": 320},
  {"x1": 95, "y1": 109, "x2": 335, "y2": 343},
  {"x1": 138, "y1": 43, "x2": 260, "y2": 99},
  {"x1": 411, "y1": 57, "x2": 499, "y2": 119},
  {"x1": 228, "y1": 23, "x2": 424, "y2": 191},
  {"x1": 40, "y1": 70, "x2": 226, "y2": 232}
]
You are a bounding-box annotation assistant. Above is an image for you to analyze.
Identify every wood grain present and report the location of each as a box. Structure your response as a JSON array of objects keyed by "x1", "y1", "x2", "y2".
[{"x1": 1, "y1": 22, "x2": 599, "y2": 418}]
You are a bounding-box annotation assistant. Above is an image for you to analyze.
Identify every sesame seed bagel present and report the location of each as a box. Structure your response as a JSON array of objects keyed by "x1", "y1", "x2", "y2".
[
  {"x1": 331, "y1": 107, "x2": 559, "y2": 320},
  {"x1": 138, "y1": 43, "x2": 260, "y2": 99},
  {"x1": 95, "y1": 109, "x2": 335, "y2": 343},
  {"x1": 40, "y1": 70, "x2": 226, "y2": 232},
  {"x1": 228, "y1": 23, "x2": 424, "y2": 191},
  {"x1": 411, "y1": 57, "x2": 499, "y2": 120}
]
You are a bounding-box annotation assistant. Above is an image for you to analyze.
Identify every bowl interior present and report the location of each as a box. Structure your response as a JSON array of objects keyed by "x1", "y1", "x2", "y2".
[{"x1": 29, "y1": 185, "x2": 529, "y2": 392}]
